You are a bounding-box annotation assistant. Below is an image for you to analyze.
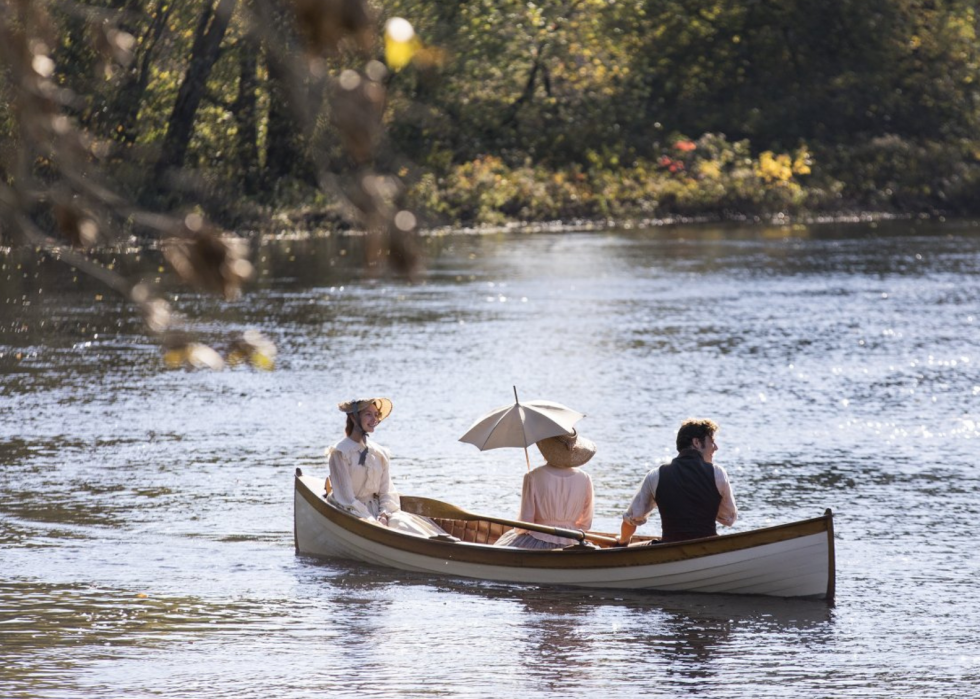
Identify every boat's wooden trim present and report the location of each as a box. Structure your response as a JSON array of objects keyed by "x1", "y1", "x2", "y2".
[
  {"x1": 294, "y1": 467, "x2": 303, "y2": 554},
  {"x1": 295, "y1": 474, "x2": 834, "y2": 572},
  {"x1": 825, "y1": 507, "x2": 836, "y2": 603}
]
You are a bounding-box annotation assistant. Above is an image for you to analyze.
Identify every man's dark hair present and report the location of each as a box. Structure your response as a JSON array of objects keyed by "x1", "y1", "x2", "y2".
[{"x1": 676, "y1": 418, "x2": 720, "y2": 451}]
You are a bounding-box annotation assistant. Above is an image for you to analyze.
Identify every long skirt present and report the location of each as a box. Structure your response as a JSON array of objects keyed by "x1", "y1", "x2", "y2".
[
  {"x1": 493, "y1": 529, "x2": 568, "y2": 549},
  {"x1": 327, "y1": 494, "x2": 448, "y2": 538},
  {"x1": 327, "y1": 493, "x2": 449, "y2": 538},
  {"x1": 385, "y1": 510, "x2": 448, "y2": 538}
]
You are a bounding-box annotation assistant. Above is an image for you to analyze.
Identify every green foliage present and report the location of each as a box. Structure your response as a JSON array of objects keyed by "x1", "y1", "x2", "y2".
[
  {"x1": 385, "y1": 0, "x2": 980, "y2": 224},
  {"x1": 819, "y1": 136, "x2": 980, "y2": 213},
  {"x1": 410, "y1": 134, "x2": 841, "y2": 226},
  {"x1": 383, "y1": 0, "x2": 636, "y2": 165},
  {"x1": 628, "y1": 0, "x2": 980, "y2": 146},
  {"x1": 6, "y1": 0, "x2": 980, "y2": 231}
]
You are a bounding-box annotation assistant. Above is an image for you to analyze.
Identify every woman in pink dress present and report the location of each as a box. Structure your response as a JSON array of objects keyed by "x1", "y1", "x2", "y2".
[{"x1": 494, "y1": 430, "x2": 596, "y2": 549}]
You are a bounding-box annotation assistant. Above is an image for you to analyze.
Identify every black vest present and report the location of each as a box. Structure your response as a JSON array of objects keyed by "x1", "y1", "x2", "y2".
[{"x1": 655, "y1": 448, "x2": 722, "y2": 542}]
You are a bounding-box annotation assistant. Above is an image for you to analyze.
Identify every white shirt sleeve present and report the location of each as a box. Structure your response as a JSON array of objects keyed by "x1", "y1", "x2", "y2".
[
  {"x1": 623, "y1": 469, "x2": 660, "y2": 526},
  {"x1": 375, "y1": 446, "x2": 401, "y2": 514},
  {"x1": 714, "y1": 465, "x2": 738, "y2": 527}
]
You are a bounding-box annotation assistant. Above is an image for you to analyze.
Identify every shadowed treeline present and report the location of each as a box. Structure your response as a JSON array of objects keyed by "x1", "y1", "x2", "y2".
[{"x1": 4, "y1": 1, "x2": 976, "y2": 229}]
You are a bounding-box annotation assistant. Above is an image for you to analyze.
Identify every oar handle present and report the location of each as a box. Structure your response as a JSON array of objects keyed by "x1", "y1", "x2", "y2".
[
  {"x1": 403, "y1": 495, "x2": 618, "y2": 546},
  {"x1": 473, "y1": 514, "x2": 618, "y2": 546}
]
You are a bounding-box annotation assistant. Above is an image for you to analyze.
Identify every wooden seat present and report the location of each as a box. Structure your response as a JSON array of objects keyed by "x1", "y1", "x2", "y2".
[{"x1": 429, "y1": 518, "x2": 512, "y2": 545}]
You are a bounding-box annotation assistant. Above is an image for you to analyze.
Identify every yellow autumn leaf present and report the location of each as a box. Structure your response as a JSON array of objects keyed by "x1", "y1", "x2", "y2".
[
  {"x1": 385, "y1": 18, "x2": 418, "y2": 72},
  {"x1": 698, "y1": 161, "x2": 722, "y2": 179},
  {"x1": 250, "y1": 352, "x2": 276, "y2": 371},
  {"x1": 163, "y1": 348, "x2": 186, "y2": 369},
  {"x1": 793, "y1": 146, "x2": 813, "y2": 175}
]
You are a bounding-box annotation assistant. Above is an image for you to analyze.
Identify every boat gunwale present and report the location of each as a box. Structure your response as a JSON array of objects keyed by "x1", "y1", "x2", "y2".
[{"x1": 294, "y1": 473, "x2": 835, "y2": 575}]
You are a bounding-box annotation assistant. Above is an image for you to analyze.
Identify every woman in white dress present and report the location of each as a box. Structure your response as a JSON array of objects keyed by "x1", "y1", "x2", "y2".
[
  {"x1": 493, "y1": 430, "x2": 596, "y2": 549},
  {"x1": 326, "y1": 397, "x2": 446, "y2": 538}
]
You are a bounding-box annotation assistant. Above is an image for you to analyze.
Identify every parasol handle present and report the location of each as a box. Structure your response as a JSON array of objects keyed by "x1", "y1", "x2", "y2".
[{"x1": 514, "y1": 385, "x2": 530, "y2": 471}]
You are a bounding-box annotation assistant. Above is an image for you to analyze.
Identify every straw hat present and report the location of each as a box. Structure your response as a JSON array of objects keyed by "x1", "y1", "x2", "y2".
[
  {"x1": 338, "y1": 397, "x2": 393, "y2": 423},
  {"x1": 536, "y1": 430, "x2": 596, "y2": 468}
]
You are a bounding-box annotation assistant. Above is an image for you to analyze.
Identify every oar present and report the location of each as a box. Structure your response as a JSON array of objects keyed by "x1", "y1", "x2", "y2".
[{"x1": 409, "y1": 496, "x2": 618, "y2": 546}]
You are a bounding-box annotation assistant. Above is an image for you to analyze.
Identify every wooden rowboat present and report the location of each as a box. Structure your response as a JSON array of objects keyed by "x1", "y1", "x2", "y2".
[{"x1": 294, "y1": 470, "x2": 836, "y2": 601}]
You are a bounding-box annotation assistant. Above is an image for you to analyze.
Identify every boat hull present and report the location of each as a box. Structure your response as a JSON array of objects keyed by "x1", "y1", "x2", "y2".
[{"x1": 294, "y1": 474, "x2": 835, "y2": 600}]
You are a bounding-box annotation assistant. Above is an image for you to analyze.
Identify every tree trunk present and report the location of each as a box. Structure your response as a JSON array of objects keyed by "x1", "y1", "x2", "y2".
[
  {"x1": 234, "y1": 42, "x2": 260, "y2": 194},
  {"x1": 263, "y1": 53, "x2": 301, "y2": 182},
  {"x1": 245, "y1": 0, "x2": 318, "y2": 188},
  {"x1": 501, "y1": 42, "x2": 547, "y2": 128},
  {"x1": 155, "y1": 0, "x2": 238, "y2": 177},
  {"x1": 112, "y1": 0, "x2": 176, "y2": 146}
]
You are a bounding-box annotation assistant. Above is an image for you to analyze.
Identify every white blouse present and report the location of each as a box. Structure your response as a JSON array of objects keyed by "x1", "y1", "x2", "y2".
[
  {"x1": 326, "y1": 436, "x2": 401, "y2": 519},
  {"x1": 516, "y1": 464, "x2": 594, "y2": 545}
]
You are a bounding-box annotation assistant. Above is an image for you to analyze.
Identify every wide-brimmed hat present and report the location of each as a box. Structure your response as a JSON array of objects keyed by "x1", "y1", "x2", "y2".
[
  {"x1": 338, "y1": 397, "x2": 393, "y2": 423},
  {"x1": 536, "y1": 430, "x2": 596, "y2": 468}
]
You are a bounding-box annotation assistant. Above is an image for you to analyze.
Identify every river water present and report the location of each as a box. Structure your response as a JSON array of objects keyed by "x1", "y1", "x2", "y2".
[{"x1": 2, "y1": 220, "x2": 979, "y2": 698}]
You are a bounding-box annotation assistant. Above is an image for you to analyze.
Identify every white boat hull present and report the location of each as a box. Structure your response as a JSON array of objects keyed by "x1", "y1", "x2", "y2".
[{"x1": 294, "y1": 474, "x2": 835, "y2": 600}]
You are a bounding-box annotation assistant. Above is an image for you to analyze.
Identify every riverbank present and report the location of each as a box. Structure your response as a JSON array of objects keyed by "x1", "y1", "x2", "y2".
[
  {"x1": 231, "y1": 133, "x2": 980, "y2": 239},
  {"x1": 262, "y1": 210, "x2": 924, "y2": 243},
  {"x1": 247, "y1": 194, "x2": 938, "y2": 244},
  {"x1": 404, "y1": 134, "x2": 980, "y2": 229}
]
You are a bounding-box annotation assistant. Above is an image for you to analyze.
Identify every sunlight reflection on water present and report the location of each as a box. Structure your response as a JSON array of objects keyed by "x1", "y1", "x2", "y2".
[{"x1": 2, "y1": 220, "x2": 979, "y2": 697}]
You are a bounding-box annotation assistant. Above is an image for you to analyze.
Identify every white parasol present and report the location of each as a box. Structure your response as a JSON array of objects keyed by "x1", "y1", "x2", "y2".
[{"x1": 458, "y1": 386, "x2": 585, "y2": 470}]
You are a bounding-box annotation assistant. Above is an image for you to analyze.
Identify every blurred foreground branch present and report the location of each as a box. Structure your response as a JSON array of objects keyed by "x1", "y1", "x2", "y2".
[{"x1": 0, "y1": 0, "x2": 423, "y2": 369}]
